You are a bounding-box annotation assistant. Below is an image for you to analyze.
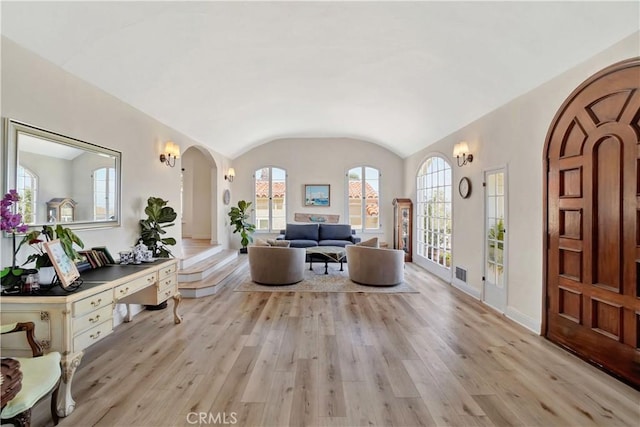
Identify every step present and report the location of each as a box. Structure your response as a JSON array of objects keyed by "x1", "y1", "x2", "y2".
[
  {"x1": 179, "y1": 255, "x2": 247, "y2": 298},
  {"x1": 178, "y1": 249, "x2": 238, "y2": 283},
  {"x1": 180, "y1": 244, "x2": 223, "y2": 270}
]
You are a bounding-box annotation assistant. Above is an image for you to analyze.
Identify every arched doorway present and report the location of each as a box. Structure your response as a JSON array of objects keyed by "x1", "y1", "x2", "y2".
[
  {"x1": 544, "y1": 58, "x2": 640, "y2": 387},
  {"x1": 182, "y1": 146, "x2": 218, "y2": 244}
]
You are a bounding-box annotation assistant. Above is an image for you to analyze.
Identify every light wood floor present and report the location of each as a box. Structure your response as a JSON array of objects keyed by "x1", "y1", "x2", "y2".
[{"x1": 34, "y1": 260, "x2": 639, "y2": 427}]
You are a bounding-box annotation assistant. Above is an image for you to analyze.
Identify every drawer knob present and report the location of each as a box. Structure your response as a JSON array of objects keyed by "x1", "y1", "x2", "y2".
[
  {"x1": 119, "y1": 287, "x2": 129, "y2": 295},
  {"x1": 90, "y1": 331, "x2": 101, "y2": 340},
  {"x1": 89, "y1": 315, "x2": 100, "y2": 323},
  {"x1": 165, "y1": 291, "x2": 171, "y2": 296},
  {"x1": 90, "y1": 298, "x2": 102, "y2": 306}
]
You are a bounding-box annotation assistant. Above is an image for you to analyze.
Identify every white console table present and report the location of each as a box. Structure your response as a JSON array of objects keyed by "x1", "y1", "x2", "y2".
[{"x1": 0, "y1": 258, "x2": 182, "y2": 416}]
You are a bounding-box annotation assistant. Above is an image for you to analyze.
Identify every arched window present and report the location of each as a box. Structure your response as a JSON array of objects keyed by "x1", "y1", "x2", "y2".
[
  {"x1": 254, "y1": 167, "x2": 286, "y2": 232},
  {"x1": 17, "y1": 165, "x2": 37, "y2": 224},
  {"x1": 347, "y1": 166, "x2": 380, "y2": 231},
  {"x1": 93, "y1": 167, "x2": 116, "y2": 220},
  {"x1": 416, "y1": 156, "x2": 452, "y2": 268}
]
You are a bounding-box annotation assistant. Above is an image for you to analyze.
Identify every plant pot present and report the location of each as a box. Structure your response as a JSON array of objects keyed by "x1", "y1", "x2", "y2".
[
  {"x1": 38, "y1": 266, "x2": 57, "y2": 286},
  {"x1": 239, "y1": 247, "x2": 248, "y2": 254},
  {"x1": 145, "y1": 301, "x2": 168, "y2": 310}
]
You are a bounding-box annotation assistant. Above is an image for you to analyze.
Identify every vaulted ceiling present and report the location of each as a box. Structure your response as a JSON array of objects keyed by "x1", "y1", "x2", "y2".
[{"x1": 2, "y1": 1, "x2": 638, "y2": 158}]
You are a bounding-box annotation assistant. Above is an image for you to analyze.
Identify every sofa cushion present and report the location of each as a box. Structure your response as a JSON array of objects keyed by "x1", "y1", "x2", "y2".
[
  {"x1": 284, "y1": 223, "x2": 319, "y2": 241},
  {"x1": 288, "y1": 240, "x2": 319, "y2": 248},
  {"x1": 319, "y1": 224, "x2": 352, "y2": 241},
  {"x1": 268, "y1": 239, "x2": 291, "y2": 247}
]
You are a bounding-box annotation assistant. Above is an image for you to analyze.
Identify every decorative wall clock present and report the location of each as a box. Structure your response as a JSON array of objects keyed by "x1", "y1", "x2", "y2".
[{"x1": 459, "y1": 177, "x2": 471, "y2": 199}]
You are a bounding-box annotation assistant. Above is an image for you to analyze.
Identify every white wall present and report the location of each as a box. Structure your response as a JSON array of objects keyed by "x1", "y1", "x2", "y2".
[
  {"x1": 1, "y1": 37, "x2": 229, "y2": 320},
  {"x1": 404, "y1": 32, "x2": 640, "y2": 333},
  {"x1": 231, "y1": 137, "x2": 404, "y2": 248}
]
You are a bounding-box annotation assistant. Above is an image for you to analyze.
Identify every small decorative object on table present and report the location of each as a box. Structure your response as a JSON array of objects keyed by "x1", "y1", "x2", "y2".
[{"x1": 44, "y1": 239, "x2": 82, "y2": 291}]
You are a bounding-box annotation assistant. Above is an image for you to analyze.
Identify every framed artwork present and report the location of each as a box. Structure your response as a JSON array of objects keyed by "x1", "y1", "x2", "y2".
[
  {"x1": 305, "y1": 184, "x2": 330, "y2": 206},
  {"x1": 44, "y1": 239, "x2": 80, "y2": 288}
]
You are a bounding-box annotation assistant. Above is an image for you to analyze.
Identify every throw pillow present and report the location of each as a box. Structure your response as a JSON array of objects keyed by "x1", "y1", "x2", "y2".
[
  {"x1": 253, "y1": 238, "x2": 271, "y2": 247},
  {"x1": 268, "y1": 239, "x2": 291, "y2": 247},
  {"x1": 356, "y1": 237, "x2": 379, "y2": 248}
]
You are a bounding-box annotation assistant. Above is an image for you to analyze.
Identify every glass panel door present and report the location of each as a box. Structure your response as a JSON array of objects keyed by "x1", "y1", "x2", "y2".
[{"x1": 484, "y1": 168, "x2": 507, "y2": 312}]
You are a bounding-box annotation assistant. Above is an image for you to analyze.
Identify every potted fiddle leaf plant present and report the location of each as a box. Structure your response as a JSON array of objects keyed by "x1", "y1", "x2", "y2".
[
  {"x1": 228, "y1": 200, "x2": 255, "y2": 253},
  {"x1": 138, "y1": 196, "x2": 178, "y2": 258}
]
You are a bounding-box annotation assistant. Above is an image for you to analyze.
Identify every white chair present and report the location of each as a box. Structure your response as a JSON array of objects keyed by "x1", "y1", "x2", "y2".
[{"x1": 1, "y1": 322, "x2": 62, "y2": 427}]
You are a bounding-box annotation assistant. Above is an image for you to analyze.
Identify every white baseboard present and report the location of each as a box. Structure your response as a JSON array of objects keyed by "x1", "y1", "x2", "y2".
[
  {"x1": 413, "y1": 256, "x2": 452, "y2": 282},
  {"x1": 505, "y1": 306, "x2": 541, "y2": 334},
  {"x1": 451, "y1": 278, "x2": 481, "y2": 299}
]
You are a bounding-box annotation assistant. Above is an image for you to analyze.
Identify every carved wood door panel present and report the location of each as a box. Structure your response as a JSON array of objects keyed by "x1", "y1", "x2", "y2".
[{"x1": 545, "y1": 58, "x2": 640, "y2": 387}]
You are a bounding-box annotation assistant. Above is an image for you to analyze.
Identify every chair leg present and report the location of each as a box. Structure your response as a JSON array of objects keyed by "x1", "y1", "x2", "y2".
[{"x1": 50, "y1": 378, "x2": 61, "y2": 426}]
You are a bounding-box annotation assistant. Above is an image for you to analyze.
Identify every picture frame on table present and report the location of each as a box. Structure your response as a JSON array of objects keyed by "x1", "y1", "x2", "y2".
[
  {"x1": 304, "y1": 184, "x2": 330, "y2": 206},
  {"x1": 44, "y1": 239, "x2": 80, "y2": 289}
]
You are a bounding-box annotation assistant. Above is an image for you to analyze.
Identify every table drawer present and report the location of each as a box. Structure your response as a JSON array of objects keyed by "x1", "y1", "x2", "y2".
[
  {"x1": 73, "y1": 305, "x2": 113, "y2": 335},
  {"x1": 73, "y1": 320, "x2": 112, "y2": 352},
  {"x1": 73, "y1": 290, "x2": 113, "y2": 317},
  {"x1": 158, "y1": 263, "x2": 177, "y2": 280},
  {"x1": 157, "y1": 286, "x2": 176, "y2": 303},
  {"x1": 157, "y1": 275, "x2": 176, "y2": 294},
  {"x1": 114, "y1": 272, "x2": 156, "y2": 300}
]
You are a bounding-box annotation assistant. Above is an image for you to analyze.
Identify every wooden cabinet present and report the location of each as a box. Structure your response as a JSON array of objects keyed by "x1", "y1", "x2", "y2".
[
  {"x1": 47, "y1": 197, "x2": 77, "y2": 223},
  {"x1": 393, "y1": 198, "x2": 412, "y2": 262}
]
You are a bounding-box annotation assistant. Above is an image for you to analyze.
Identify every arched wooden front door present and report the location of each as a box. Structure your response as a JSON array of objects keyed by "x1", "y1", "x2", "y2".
[{"x1": 544, "y1": 58, "x2": 640, "y2": 387}]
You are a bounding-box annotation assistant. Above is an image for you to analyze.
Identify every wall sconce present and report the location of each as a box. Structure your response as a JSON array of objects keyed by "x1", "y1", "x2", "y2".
[
  {"x1": 453, "y1": 141, "x2": 473, "y2": 167},
  {"x1": 225, "y1": 168, "x2": 235, "y2": 182},
  {"x1": 159, "y1": 141, "x2": 180, "y2": 167}
]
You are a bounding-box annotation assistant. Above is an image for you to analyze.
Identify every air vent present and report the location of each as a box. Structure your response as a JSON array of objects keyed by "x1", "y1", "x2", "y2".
[{"x1": 455, "y1": 266, "x2": 467, "y2": 283}]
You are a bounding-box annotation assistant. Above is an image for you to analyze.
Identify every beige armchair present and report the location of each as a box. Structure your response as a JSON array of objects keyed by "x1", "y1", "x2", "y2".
[
  {"x1": 248, "y1": 246, "x2": 306, "y2": 285},
  {"x1": 345, "y1": 245, "x2": 405, "y2": 286}
]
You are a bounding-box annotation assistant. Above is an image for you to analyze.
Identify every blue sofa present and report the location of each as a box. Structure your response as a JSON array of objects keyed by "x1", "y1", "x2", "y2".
[{"x1": 277, "y1": 223, "x2": 360, "y2": 248}]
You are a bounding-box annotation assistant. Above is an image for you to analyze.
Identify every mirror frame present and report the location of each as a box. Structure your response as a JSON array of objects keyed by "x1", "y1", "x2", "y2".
[{"x1": 3, "y1": 118, "x2": 122, "y2": 230}]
